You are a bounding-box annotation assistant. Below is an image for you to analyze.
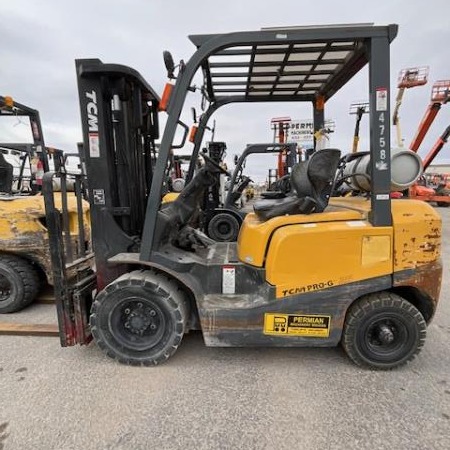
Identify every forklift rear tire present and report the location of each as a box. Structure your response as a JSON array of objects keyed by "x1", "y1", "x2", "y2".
[
  {"x1": 207, "y1": 213, "x2": 240, "y2": 242},
  {"x1": 436, "y1": 202, "x2": 449, "y2": 207},
  {"x1": 0, "y1": 255, "x2": 40, "y2": 313},
  {"x1": 90, "y1": 270, "x2": 188, "y2": 366},
  {"x1": 342, "y1": 292, "x2": 426, "y2": 370}
]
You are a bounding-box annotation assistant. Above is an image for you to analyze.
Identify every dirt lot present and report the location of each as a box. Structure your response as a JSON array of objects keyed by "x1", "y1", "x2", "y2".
[{"x1": 0, "y1": 208, "x2": 449, "y2": 450}]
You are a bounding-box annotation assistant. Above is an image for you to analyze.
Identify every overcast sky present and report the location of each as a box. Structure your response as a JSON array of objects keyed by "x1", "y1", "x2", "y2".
[{"x1": 1, "y1": 0, "x2": 450, "y2": 181}]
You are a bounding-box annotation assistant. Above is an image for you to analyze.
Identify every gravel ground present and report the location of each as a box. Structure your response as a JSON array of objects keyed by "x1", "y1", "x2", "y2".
[{"x1": 0, "y1": 208, "x2": 449, "y2": 450}]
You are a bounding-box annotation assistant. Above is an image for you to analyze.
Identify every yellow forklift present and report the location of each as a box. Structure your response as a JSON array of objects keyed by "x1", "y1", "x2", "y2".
[
  {"x1": 44, "y1": 24, "x2": 442, "y2": 369},
  {"x1": 0, "y1": 96, "x2": 89, "y2": 313}
]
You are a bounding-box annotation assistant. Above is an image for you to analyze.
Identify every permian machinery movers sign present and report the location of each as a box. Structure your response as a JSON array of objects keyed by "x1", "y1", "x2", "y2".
[{"x1": 286, "y1": 119, "x2": 335, "y2": 146}]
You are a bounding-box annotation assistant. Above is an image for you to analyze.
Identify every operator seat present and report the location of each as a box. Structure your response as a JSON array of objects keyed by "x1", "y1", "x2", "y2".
[{"x1": 253, "y1": 148, "x2": 341, "y2": 221}]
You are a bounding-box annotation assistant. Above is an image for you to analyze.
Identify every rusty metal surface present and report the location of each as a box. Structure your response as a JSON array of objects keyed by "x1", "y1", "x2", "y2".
[
  {"x1": 392, "y1": 200, "x2": 442, "y2": 270},
  {"x1": 393, "y1": 259, "x2": 443, "y2": 312},
  {"x1": 199, "y1": 275, "x2": 392, "y2": 347}
]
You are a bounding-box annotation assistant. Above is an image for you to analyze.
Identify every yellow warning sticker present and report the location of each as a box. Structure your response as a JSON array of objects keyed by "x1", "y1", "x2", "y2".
[{"x1": 264, "y1": 313, "x2": 331, "y2": 337}]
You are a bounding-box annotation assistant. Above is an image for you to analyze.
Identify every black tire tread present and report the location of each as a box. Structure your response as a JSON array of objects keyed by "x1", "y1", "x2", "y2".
[
  {"x1": 0, "y1": 254, "x2": 40, "y2": 313},
  {"x1": 90, "y1": 269, "x2": 188, "y2": 366},
  {"x1": 342, "y1": 291, "x2": 426, "y2": 370}
]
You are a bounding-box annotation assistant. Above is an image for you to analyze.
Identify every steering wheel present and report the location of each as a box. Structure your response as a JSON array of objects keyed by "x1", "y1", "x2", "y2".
[{"x1": 202, "y1": 153, "x2": 231, "y2": 176}]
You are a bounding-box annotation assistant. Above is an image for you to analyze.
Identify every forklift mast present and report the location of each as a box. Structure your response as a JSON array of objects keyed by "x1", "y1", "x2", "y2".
[
  {"x1": 202, "y1": 141, "x2": 227, "y2": 213},
  {"x1": 270, "y1": 117, "x2": 291, "y2": 176},
  {"x1": 74, "y1": 59, "x2": 160, "y2": 290}
]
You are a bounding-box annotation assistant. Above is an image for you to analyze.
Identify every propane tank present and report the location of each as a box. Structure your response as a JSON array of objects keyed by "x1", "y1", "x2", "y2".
[{"x1": 342, "y1": 148, "x2": 423, "y2": 192}]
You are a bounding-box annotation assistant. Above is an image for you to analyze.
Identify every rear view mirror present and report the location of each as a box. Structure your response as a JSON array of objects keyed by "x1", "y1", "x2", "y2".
[{"x1": 163, "y1": 51, "x2": 175, "y2": 79}]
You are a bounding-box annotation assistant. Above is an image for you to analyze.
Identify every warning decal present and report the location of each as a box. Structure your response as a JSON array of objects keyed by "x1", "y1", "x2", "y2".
[
  {"x1": 264, "y1": 313, "x2": 331, "y2": 337},
  {"x1": 89, "y1": 132, "x2": 100, "y2": 158}
]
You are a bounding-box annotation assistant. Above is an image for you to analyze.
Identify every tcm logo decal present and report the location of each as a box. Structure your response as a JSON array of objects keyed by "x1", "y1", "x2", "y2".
[
  {"x1": 281, "y1": 280, "x2": 334, "y2": 297},
  {"x1": 85, "y1": 90, "x2": 98, "y2": 132},
  {"x1": 85, "y1": 90, "x2": 100, "y2": 157}
]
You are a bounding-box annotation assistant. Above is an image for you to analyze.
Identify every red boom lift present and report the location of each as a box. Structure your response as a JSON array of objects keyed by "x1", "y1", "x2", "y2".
[
  {"x1": 408, "y1": 80, "x2": 450, "y2": 206},
  {"x1": 409, "y1": 79, "x2": 450, "y2": 152}
]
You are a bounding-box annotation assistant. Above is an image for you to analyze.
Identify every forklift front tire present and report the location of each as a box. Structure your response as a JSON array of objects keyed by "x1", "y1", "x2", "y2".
[
  {"x1": 90, "y1": 270, "x2": 188, "y2": 366},
  {"x1": 0, "y1": 255, "x2": 40, "y2": 313},
  {"x1": 342, "y1": 292, "x2": 426, "y2": 370}
]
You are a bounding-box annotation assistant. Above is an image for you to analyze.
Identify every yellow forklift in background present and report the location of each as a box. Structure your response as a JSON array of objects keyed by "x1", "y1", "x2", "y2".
[
  {"x1": 0, "y1": 96, "x2": 89, "y2": 313},
  {"x1": 44, "y1": 24, "x2": 442, "y2": 369}
]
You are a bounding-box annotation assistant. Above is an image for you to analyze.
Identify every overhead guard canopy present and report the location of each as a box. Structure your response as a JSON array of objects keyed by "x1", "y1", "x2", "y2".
[{"x1": 189, "y1": 23, "x2": 398, "y2": 104}]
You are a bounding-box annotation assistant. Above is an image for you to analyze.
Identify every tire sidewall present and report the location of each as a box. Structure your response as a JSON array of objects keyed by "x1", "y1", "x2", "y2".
[
  {"x1": 0, "y1": 261, "x2": 25, "y2": 312},
  {"x1": 92, "y1": 278, "x2": 184, "y2": 364},
  {"x1": 353, "y1": 306, "x2": 421, "y2": 368},
  {"x1": 344, "y1": 295, "x2": 426, "y2": 369}
]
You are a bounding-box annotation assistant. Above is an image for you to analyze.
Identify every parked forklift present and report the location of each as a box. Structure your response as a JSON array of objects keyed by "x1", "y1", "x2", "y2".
[
  {"x1": 45, "y1": 24, "x2": 442, "y2": 370},
  {"x1": 204, "y1": 142, "x2": 298, "y2": 241},
  {"x1": 0, "y1": 96, "x2": 89, "y2": 313}
]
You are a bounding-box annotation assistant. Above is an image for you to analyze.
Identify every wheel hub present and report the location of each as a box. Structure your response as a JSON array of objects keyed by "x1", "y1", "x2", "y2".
[
  {"x1": 218, "y1": 222, "x2": 230, "y2": 234},
  {"x1": 367, "y1": 318, "x2": 401, "y2": 349},
  {"x1": 377, "y1": 324, "x2": 395, "y2": 344},
  {"x1": 123, "y1": 304, "x2": 159, "y2": 336}
]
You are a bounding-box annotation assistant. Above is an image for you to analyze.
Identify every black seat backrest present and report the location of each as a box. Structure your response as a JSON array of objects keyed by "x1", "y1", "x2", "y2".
[
  {"x1": 291, "y1": 148, "x2": 341, "y2": 212},
  {"x1": 253, "y1": 148, "x2": 341, "y2": 221}
]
